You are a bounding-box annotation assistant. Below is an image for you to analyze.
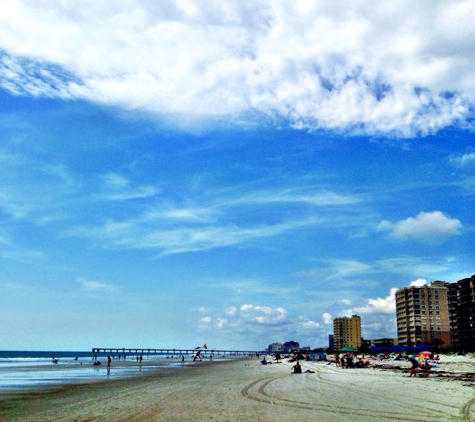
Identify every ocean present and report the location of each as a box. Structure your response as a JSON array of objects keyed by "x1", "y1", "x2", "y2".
[{"x1": 0, "y1": 349, "x2": 219, "y2": 391}]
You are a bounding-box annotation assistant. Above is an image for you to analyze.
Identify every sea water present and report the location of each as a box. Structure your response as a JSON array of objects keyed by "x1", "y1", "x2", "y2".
[{"x1": 0, "y1": 350, "x2": 218, "y2": 391}]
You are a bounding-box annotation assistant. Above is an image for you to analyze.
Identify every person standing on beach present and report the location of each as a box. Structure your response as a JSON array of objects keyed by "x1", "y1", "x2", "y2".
[{"x1": 107, "y1": 356, "x2": 111, "y2": 369}]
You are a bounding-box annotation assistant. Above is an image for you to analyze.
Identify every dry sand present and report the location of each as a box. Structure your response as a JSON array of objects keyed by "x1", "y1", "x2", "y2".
[{"x1": 1, "y1": 354, "x2": 475, "y2": 421}]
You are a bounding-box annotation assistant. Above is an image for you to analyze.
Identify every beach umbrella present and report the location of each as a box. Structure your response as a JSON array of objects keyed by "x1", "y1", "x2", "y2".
[
  {"x1": 416, "y1": 351, "x2": 432, "y2": 362},
  {"x1": 371, "y1": 346, "x2": 390, "y2": 354},
  {"x1": 415, "y1": 344, "x2": 433, "y2": 350},
  {"x1": 340, "y1": 346, "x2": 357, "y2": 352},
  {"x1": 398, "y1": 345, "x2": 417, "y2": 353}
]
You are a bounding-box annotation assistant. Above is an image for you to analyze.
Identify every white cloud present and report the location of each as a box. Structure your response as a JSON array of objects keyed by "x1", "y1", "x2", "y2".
[
  {"x1": 240, "y1": 304, "x2": 253, "y2": 311},
  {"x1": 225, "y1": 306, "x2": 237, "y2": 315},
  {"x1": 409, "y1": 278, "x2": 427, "y2": 287},
  {"x1": 0, "y1": 0, "x2": 474, "y2": 136},
  {"x1": 198, "y1": 316, "x2": 212, "y2": 329},
  {"x1": 216, "y1": 318, "x2": 227, "y2": 328},
  {"x1": 198, "y1": 307, "x2": 210, "y2": 313},
  {"x1": 379, "y1": 211, "x2": 462, "y2": 242},
  {"x1": 240, "y1": 304, "x2": 287, "y2": 324},
  {"x1": 300, "y1": 317, "x2": 320, "y2": 329},
  {"x1": 195, "y1": 303, "x2": 291, "y2": 345},
  {"x1": 322, "y1": 312, "x2": 332, "y2": 324},
  {"x1": 353, "y1": 287, "x2": 397, "y2": 314}
]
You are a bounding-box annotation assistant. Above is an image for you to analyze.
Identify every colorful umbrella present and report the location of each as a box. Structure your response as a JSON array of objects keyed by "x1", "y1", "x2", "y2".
[{"x1": 416, "y1": 351, "x2": 432, "y2": 361}]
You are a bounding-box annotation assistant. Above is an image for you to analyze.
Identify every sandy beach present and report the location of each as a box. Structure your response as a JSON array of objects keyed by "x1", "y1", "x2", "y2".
[{"x1": 1, "y1": 354, "x2": 475, "y2": 421}]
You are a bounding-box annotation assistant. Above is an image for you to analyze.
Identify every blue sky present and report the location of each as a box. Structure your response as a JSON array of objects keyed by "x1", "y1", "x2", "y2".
[{"x1": 0, "y1": 1, "x2": 474, "y2": 351}]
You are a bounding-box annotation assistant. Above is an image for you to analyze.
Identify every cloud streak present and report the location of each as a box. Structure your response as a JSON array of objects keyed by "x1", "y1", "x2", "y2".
[
  {"x1": 76, "y1": 277, "x2": 120, "y2": 293},
  {"x1": 1, "y1": 0, "x2": 474, "y2": 136}
]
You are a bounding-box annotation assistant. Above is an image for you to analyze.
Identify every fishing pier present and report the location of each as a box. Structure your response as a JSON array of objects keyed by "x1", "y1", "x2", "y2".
[{"x1": 91, "y1": 347, "x2": 262, "y2": 357}]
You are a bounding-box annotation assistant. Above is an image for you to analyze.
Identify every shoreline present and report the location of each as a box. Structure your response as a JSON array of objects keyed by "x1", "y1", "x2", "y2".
[
  {"x1": 0, "y1": 355, "x2": 234, "y2": 393},
  {"x1": 1, "y1": 355, "x2": 475, "y2": 421}
]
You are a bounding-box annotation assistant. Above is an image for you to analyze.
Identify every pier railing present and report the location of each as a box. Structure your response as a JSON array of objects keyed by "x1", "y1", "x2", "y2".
[{"x1": 91, "y1": 347, "x2": 263, "y2": 356}]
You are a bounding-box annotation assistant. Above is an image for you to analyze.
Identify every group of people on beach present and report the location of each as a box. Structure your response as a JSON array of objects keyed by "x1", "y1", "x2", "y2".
[
  {"x1": 334, "y1": 353, "x2": 370, "y2": 368},
  {"x1": 260, "y1": 351, "x2": 437, "y2": 379}
]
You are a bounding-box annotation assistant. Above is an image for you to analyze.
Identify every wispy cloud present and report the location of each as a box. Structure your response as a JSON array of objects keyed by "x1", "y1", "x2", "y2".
[
  {"x1": 374, "y1": 257, "x2": 455, "y2": 280},
  {"x1": 101, "y1": 173, "x2": 159, "y2": 201},
  {"x1": 222, "y1": 188, "x2": 362, "y2": 207},
  {"x1": 76, "y1": 277, "x2": 120, "y2": 293},
  {"x1": 63, "y1": 182, "x2": 365, "y2": 254},
  {"x1": 0, "y1": 234, "x2": 45, "y2": 262},
  {"x1": 449, "y1": 152, "x2": 475, "y2": 167},
  {"x1": 73, "y1": 215, "x2": 323, "y2": 254}
]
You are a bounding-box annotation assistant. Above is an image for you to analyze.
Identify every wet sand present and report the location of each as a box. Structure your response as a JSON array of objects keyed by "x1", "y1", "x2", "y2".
[{"x1": 1, "y1": 355, "x2": 475, "y2": 421}]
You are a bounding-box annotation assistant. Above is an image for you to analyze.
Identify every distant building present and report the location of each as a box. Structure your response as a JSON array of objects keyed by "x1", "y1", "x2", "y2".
[
  {"x1": 395, "y1": 281, "x2": 451, "y2": 347},
  {"x1": 283, "y1": 341, "x2": 300, "y2": 353},
  {"x1": 328, "y1": 334, "x2": 334, "y2": 350},
  {"x1": 333, "y1": 315, "x2": 362, "y2": 350},
  {"x1": 268, "y1": 342, "x2": 283, "y2": 353},
  {"x1": 372, "y1": 338, "x2": 395, "y2": 347},
  {"x1": 360, "y1": 339, "x2": 372, "y2": 350}
]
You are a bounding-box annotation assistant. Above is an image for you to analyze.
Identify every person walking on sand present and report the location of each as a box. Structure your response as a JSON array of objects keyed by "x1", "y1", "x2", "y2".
[
  {"x1": 334, "y1": 354, "x2": 340, "y2": 367},
  {"x1": 408, "y1": 356, "x2": 419, "y2": 377}
]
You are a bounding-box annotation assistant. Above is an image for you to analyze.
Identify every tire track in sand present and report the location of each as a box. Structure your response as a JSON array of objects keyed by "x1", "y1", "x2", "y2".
[
  {"x1": 241, "y1": 373, "x2": 466, "y2": 421},
  {"x1": 460, "y1": 397, "x2": 475, "y2": 421},
  {"x1": 308, "y1": 367, "x2": 459, "y2": 418}
]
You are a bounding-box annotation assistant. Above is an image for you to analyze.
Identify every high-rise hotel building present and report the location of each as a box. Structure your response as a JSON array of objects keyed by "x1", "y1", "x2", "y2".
[
  {"x1": 333, "y1": 315, "x2": 361, "y2": 350},
  {"x1": 395, "y1": 281, "x2": 451, "y2": 347},
  {"x1": 448, "y1": 274, "x2": 475, "y2": 351}
]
